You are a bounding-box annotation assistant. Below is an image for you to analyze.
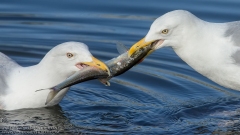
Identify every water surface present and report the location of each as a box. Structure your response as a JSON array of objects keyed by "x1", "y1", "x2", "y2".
[{"x1": 1, "y1": 0, "x2": 240, "y2": 134}]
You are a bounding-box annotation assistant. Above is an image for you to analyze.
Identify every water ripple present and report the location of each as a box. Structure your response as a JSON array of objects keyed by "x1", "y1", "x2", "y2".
[{"x1": 1, "y1": 0, "x2": 240, "y2": 134}]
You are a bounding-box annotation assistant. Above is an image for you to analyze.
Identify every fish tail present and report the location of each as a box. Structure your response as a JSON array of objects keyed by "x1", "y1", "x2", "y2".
[
  {"x1": 35, "y1": 86, "x2": 59, "y2": 105},
  {"x1": 35, "y1": 89, "x2": 47, "y2": 92},
  {"x1": 35, "y1": 87, "x2": 53, "y2": 92},
  {"x1": 45, "y1": 89, "x2": 59, "y2": 105}
]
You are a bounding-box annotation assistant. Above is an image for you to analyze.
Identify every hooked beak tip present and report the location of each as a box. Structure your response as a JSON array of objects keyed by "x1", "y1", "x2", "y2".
[
  {"x1": 128, "y1": 37, "x2": 155, "y2": 57},
  {"x1": 81, "y1": 56, "x2": 110, "y2": 76}
]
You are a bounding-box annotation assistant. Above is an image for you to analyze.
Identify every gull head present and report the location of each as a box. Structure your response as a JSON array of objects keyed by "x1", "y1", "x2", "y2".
[
  {"x1": 41, "y1": 41, "x2": 110, "y2": 77},
  {"x1": 129, "y1": 10, "x2": 200, "y2": 57}
]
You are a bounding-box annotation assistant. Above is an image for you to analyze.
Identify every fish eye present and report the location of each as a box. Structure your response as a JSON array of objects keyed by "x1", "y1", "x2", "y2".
[
  {"x1": 162, "y1": 29, "x2": 169, "y2": 34},
  {"x1": 66, "y1": 53, "x2": 74, "y2": 58}
]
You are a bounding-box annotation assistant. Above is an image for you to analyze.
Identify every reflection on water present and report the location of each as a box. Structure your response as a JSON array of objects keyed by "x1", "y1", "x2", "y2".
[
  {"x1": 1, "y1": 0, "x2": 240, "y2": 134},
  {"x1": 0, "y1": 106, "x2": 78, "y2": 134}
]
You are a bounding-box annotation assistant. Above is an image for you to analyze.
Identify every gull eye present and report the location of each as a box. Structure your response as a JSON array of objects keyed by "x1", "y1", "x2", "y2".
[
  {"x1": 66, "y1": 53, "x2": 74, "y2": 58},
  {"x1": 162, "y1": 29, "x2": 169, "y2": 34}
]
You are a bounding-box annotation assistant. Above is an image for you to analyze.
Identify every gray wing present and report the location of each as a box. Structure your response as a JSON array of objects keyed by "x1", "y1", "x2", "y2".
[
  {"x1": 224, "y1": 21, "x2": 240, "y2": 47},
  {"x1": 225, "y1": 21, "x2": 240, "y2": 64},
  {"x1": 0, "y1": 52, "x2": 20, "y2": 95}
]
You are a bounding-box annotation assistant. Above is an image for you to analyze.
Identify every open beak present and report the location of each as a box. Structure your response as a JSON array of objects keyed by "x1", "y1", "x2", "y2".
[
  {"x1": 81, "y1": 56, "x2": 110, "y2": 76},
  {"x1": 128, "y1": 37, "x2": 156, "y2": 57}
]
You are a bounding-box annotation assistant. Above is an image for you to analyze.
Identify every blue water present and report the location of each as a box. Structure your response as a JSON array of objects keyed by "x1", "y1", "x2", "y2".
[{"x1": 1, "y1": 0, "x2": 240, "y2": 134}]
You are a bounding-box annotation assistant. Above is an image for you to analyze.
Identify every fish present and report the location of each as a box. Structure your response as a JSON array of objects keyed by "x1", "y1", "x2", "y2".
[
  {"x1": 36, "y1": 67, "x2": 109, "y2": 105},
  {"x1": 100, "y1": 42, "x2": 153, "y2": 85},
  {"x1": 37, "y1": 43, "x2": 153, "y2": 105}
]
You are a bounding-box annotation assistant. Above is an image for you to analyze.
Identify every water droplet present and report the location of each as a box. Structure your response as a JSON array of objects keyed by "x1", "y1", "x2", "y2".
[{"x1": 117, "y1": 62, "x2": 121, "y2": 66}]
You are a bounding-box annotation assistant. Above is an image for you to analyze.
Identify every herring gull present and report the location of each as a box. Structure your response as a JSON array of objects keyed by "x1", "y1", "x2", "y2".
[
  {"x1": 129, "y1": 10, "x2": 240, "y2": 92},
  {"x1": 0, "y1": 41, "x2": 109, "y2": 110}
]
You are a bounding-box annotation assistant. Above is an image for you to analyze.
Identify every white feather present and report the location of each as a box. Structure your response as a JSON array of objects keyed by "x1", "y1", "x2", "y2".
[
  {"x1": 145, "y1": 10, "x2": 240, "y2": 91},
  {"x1": 0, "y1": 41, "x2": 93, "y2": 110}
]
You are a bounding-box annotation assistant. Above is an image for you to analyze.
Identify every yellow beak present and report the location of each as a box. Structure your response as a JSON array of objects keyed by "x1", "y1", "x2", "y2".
[
  {"x1": 82, "y1": 56, "x2": 110, "y2": 76},
  {"x1": 128, "y1": 37, "x2": 155, "y2": 57}
]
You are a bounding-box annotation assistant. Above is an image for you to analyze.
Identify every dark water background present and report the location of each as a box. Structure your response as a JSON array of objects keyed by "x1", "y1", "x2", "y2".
[{"x1": 0, "y1": 0, "x2": 240, "y2": 134}]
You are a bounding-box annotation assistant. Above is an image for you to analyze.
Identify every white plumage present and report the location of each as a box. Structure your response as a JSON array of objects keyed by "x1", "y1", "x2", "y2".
[
  {"x1": 129, "y1": 10, "x2": 240, "y2": 92},
  {"x1": 0, "y1": 42, "x2": 97, "y2": 110}
]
